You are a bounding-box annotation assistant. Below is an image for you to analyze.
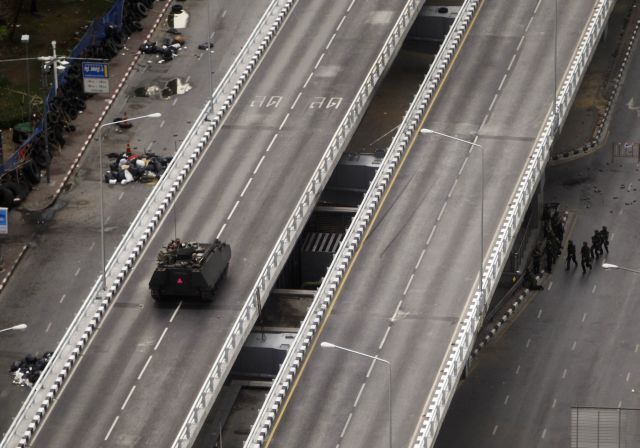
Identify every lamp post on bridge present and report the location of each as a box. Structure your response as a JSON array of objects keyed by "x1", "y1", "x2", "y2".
[
  {"x1": 602, "y1": 263, "x2": 640, "y2": 275},
  {"x1": 0, "y1": 323, "x2": 27, "y2": 333},
  {"x1": 320, "y1": 341, "x2": 392, "y2": 448}
]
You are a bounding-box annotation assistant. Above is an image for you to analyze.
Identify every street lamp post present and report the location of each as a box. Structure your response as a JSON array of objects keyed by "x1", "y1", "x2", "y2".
[
  {"x1": 602, "y1": 263, "x2": 640, "y2": 274},
  {"x1": 420, "y1": 128, "x2": 485, "y2": 307},
  {"x1": 98, "y1": 112, "x2": 162, "y2": 292},
  {"x1": 21, "y1": 35, "x2": 31, "y2": 122},
  {"x1": 320, "y1": 341, "x2": 392, "y2": 448},
  {"x1": 0, "y1": 323, "x2": 27, "y2": 333}
]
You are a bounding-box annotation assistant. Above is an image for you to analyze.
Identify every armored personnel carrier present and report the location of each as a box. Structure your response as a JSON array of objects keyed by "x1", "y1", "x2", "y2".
[{"x1": 149, "y1": 239, "x2": 231, "y2": 301}]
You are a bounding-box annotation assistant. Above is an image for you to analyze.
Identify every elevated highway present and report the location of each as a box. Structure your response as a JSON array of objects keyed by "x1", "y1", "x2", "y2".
[
  {"x1": 23, "y1": 0, "x2": 424, "y2": 446},
  {"x1": 250, "y1": 0, "x2": 611, "y2": 447}
]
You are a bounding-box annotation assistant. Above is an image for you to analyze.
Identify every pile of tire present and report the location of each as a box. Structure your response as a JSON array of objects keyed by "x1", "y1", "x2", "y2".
[{"x1": 0, "y1": 0, "x2": 157, "y2": 209}]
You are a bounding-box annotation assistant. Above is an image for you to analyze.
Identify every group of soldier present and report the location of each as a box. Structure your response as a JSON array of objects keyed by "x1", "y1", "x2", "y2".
[{"x1": 565, "y1": 226, "x2": 610, "y2": 274}]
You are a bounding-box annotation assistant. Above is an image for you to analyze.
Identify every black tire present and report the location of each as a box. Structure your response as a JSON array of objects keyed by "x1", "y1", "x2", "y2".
[
  {"x1": 136, "y1": 2, "x2": 148, "y2": 16},
  {"x1": 0, "y1": 187, "x2": 15, "y2": 208},
  {"x1": 32, "y1": 148, "x2": 51, "y2": 169},
  {"x1": 23, "y1": 160, "x2": 40, "y2": 185}
]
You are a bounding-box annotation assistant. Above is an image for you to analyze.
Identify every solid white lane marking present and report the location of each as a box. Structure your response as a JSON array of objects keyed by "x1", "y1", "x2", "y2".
[
  {"x1": 489, "y1": 94, "x2": 498, "y2": 111},
  {"x1": 592, "y1": 284, "x2": 597, "y2": 294},
  {"x1": 340, "y1": 412, "x2": 353, "y2": 438},
  {"x1": 552, "y1": 398, "x2": 557, "y2": 408},
  {"x1": 253, "y1": 155, "x2": 266, "y2": 175},
  {"x1": 626, "y1": 372, "x2": 631, "y2": 382},
  {"x1": 534, "y1": 0, "x2": 542, "y2": 13},
  {"x1": 447, "y1": 178, "x2": 458, "y2": 198},
  {"x1": 526, "y1": 338, "x2": 531, "y2": 348},
  {"x1": 241, "y1": 178, "x2": 253, "y2": 197},
  {"x1": 492, "y1": 425, "x2": 498, "y2": 436},
  {"x1": 582, "y1": 313, "x2": 587, "y2": 322},
  {"x1": 172, "y1": 98, "x2": 178, "y2": 106},
  {"x1": 279, "y1": 113, "x2": 290, "y2": 131},
  {"x1": 326, "y1": 32, "x2": 337, "y2": 50},
  {"x1": 60, "y1": 294, "x2": 66, "y2": 304},
  {"x1": 336, "y1": 16, "x2": 346, "y2": 31},
  {"x1": 515, "y1": 365, "x2": 521, "y2": 375},
  {"x1": 403, "y1": 274, "x2": 414, "y2": 296},
  {"x1": 537, "y1": 309, "x2": 542, "y2": 319},
  {"x1": 426, "y1": 225, "x2": 437, "y2": 246},
  {"x1": 216, "y1": 223, "x2": 227, "y2": 240},
  {"x1": 314, "y1": 53, "x2": 325, "y2": 70},
  {"x1": 227, "y1": 200, "x2": 240, "y2": 220},
  {"x1": 508, "y1": 54, "x2": 517, "y2": 71},
  {"x1": 379, "y1": 326, "x2": 391, "y2": 350},
  {"x1": 160, "y1": 120, "x2": 165, "y2": 128},
  {"x1": 118, "y1": 191, "x2": 124, "y2": 201},
  {"x1": 291, "y1": 92, "x2": 302, "y2": 110},
  {"x1": 347, "y1": 0, "x2": 356, "y2": 12},
  {"x1": 169, "y1": 301, "x2": 182, "y2": 323},
  {"x1": 354, "y1": 383, "x2": 366, "y2": 407},
  {"x1": 541, "y1": 428, "x2": 547, "y2": 439},
  {"x1": 415, "y1": 249, "x2": 426, "y2": 270},
  {"x1": 138, "y1": 355, "x2": 152, "y2": 380},
  {"x1": 571, "y1": 341, "x2": 576, "y2": 351},
  {"x1": 105, "y1": 415, "x2": 119, "y2": 441},
  {"x1": 303, "y1": 72, "x2": 313, "y2": 89},
  {"x1": 266, "y1": 133, "x2": 278, "y2": 152},
  {"x1": 121, "y1": 385, "x2": 136, "y2": 410},
  {"x1": 437, "y1": 201, "x2": 447, "y2": 222},
  {"x1": 517, "y1": 35, "x2": 525, "y2": 52},
  {"x1": 75, "y1": 268, "x2": 81, "y2": 277},
  {"x1": 562, "y1": 368, "x2": 567, "y2": 379},
  {"x1": 154, "y1": 328, "x2": 168, "y2": 351},
  {"x1": 498, "y1": 74, "x2": 507, "y2": 91},
  {"x1": 45, "y1": 322, "x2": 52, "y2": 333},
  {"x1": 548, "y1": 281, "x2": 553, "y2": 290},
  {"x1": 504, "y1": 395, "x2": 509, "y2": 405}
]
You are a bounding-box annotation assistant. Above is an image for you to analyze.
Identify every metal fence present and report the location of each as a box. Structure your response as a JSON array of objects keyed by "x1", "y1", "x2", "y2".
[{"x1": 572, "y1": 407, "x2": 640, "y2": 448}]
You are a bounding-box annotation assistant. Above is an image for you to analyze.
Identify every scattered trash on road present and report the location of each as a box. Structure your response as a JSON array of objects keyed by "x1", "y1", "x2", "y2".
[
  {"x1": 104, "y1": 145, "x2": 172, "y2": 185},
  {"x1": 10, "y1": 352, "x2": 53, "y2": 388}
]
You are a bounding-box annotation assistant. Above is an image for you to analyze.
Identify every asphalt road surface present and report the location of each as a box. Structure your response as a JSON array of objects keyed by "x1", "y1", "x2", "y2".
[
  {"x1": 30, "y1": 0, "x2": 415, "y2": 446},
  {"x1": 0, "y1": 0, "x2": 266, "y2": 437},
  {"x1": 436, "y1": 20, "x2": 640, "y2": 447},
  {"x1": 264, "y1": 1, "x2": 602, "y2": 447}
]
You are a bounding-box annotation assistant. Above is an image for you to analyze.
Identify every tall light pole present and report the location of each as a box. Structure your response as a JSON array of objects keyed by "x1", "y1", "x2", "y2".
[
  {"x1": 420, "y1": 128, "x2": 485, "y2": 307},
  {"x1": 553, "y1": 0, "x2": 558, "y2": 133},
  {"x1": 98, "y1": 112, "x2": 162, "y2": 292},
  {"x1": 320, "y1": 341, "x2": 392, "y2": 448},
  {"x1": 0, "y1": 323, "x2": 27, "y2": 333},
  {"x1": 21, "y1": 35, "x2": 31, "y2": 122},
  {"x1": 602, "y1": 263, "x2": 640, "y2": 274}
]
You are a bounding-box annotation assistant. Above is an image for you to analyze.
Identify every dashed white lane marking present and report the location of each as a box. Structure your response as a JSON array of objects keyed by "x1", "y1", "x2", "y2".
[
  {"x1": 515, "y1": 365, "x2": 521, "y2": 375},
  {"x1": 437, "y1": 201, "x2": 447, "y2": 222},
  {"x1": 541, "y1": 428, "x2": 547, "y2": 439},
  {"x1": 525, "y1": 16, "x2": 533, "y2": 33},
  {"x1": 60, "y1": 294, "x2": 66, "y2": 304},
  {"x1": 489, "y1": 93, "x2": 498, "y2": 111},
  {"x1": 159, "y1": 120, "x2": 165, "y2": 128},
  {"x1": 447, "y1": 178, "x2": 458, "y2": 198},
  {"x1": 75, "y1": 267, "x2": 81, "y2": 277},
  {"x1": 336, "y1": 15, "x2": 346, "y2": 31},
  {"x1": 635, "y1": 344, "x2": 639, "y2": 353},
  {"x1": 618, "y1": 400, "x2": 623, "y2": 408},
  {"x1": 548, "y1": 281, "x2": 553, "y2": 290},
  {"x1": 105, "y1": 415, "x2": 119, "y2": 441},
  {"x1": 571, "y1": 341, "x2": 576, "y2": 351},
  {"x1": 221, "y1": 8, "x2": 227, "y2": 18},
  {"x1": 403, "y1": 274, "x2": 414, "y2": 296},
  {"x1": 592, "y1": 284, "x2": 597, "y2": 294},
  {"x1": 354, "y1": 383, "x2": 366, "y2": 407},
  {"x1": 552, "y1": 398, "x2": 557, "y2": 408},
  {"x1": 526, "y1": 338, "x2": 531, "y2": 348},
  {"x1": 172, "y1": 98, "x2": 178, "y2": 106},
  {"x1": 504, "y1": 395, "x2": 509, "y2": 405},
  {"x1": 534, "y1": 0, "x2": 542, "y2": 13},
  {"x1": 169, "y1": 301, "x2": 182, "y2": 323},
  {"x1": 253, "y1": 155, "x2": 266, "y2": 175},
  {"x1": 379, "y1": 326, "x2": 391, "y2": 350},
  {"x1": 291, "y1": 92, "x2": 302, "y2": 110},
  {"x1": 121, "y1": 385, "x2": 136, "y2": 410},
  {"x1": 347, "y1": 0, "x2": 356, "y2": 12},
  {"x1": 498, "y1": 73, "x2": 507, "y2": 91},
  {"x1": 105, "y1": 216, "x2": 111, "y2": 225},
  {"x1": 89, "y1": 242, "x2": 95, "y2": 251},
  {"x1": 562, "y1": 368, "x2": 567, "y2": 379},
  {"x1": 185, "y1": 75, "x2": 191, "y2": 83},
  {"x1": 266, "y1": 133, "x2": 278, "y2": 152},
  {"x1": 216, "y1": 223, "x2": 227, "y2": 240},
  {"x1": 610, "y1": 232, "x2": 615, "y2": 242},
  {"x1": 326, "y1": 32, "x2": 337, "y2": 50},
  {"x1": 517, "y1": 35, "x2": 525, "y2": 51},
  {"x1": 582, "y1": 312, "x2": 587, "y2": 322},
  {"x1": 314, "y1": 52, "x2": 325, "y2": 70},
  {"x1": 626, "y1": 372, "x2": 631, "y2": 382},
  {"x1": 146, "y1": 142, "x2": 153, "y2": 152},
  {"x1": 537, "y1": 309, "x2": 542, "y2": 319},
  {"x1": 279, "y1": 112, "x2": 290, "y2": 131},
  {"x1": 492, "y1": 425, "x2": 499, "y2": 436},
  {"x1": 458, "y1": 156, "x2": 469, "y2": 176},
  {"x1": 138, "y1": 355, "x2": 152, "y2": 380},
  {"x1": 340, "y1": 412, "x2": 353, "y2": 438},
  {"x1": 619, "y1": 209, "x2": 623, "y2": 215},
  {"x1": 426, "y1": 225, "x2": 437, "y2": 246},
  {"x1": 481, "y1": 114, "x2": 489, "y2": 128},
  {"x1": 154, "y1": 328, "x2": 168, "y2": 351},
  {"x1": 118, "y1": 191, "x2": 124, "y2": 201},
  {"x1": 391, "y1": 300, "x2": 403, "y2": 321},
  {"x1": 241, "y1": 178, "x2": 253, "y2": 197},
  {"x1": 507, "y1": 53, "x2": 517, "y2": 71},
  {"x1": 303, "y1": 72, "x2": 314, "y2": 89},
  {"x1": 45, "y1": 322, "x2": 52, "y2": 333},
  {"x1": 415, "y1": 249, "x2": 426, "y2": 270},
  {"x1": 227, "y1": 200, "x2": 240, "y2": 220},
  {"x1": 366, "y1": 358, "x2": 376, "y2": 378}
]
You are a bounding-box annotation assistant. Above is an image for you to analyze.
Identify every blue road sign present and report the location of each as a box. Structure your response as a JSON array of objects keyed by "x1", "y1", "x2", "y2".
[
  {"x1": 82, "y1": 62, "x2": 109, "y2": 79},
  {"x1": 0, "y1": 207, "x2": 8, "y2": 234}
]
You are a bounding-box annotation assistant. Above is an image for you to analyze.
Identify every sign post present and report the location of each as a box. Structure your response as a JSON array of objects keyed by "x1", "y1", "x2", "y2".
[
  {"x1": 0, "y1": 208, "x2": 8, "y2": 235},
  {"x1": 82, "y1": 62, "x2": 110, "y2": 94}
]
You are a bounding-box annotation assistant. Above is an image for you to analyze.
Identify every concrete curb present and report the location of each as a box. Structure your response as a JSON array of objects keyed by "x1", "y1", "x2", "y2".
[{"x1": 0, "y1": 244, "x2": 29, "y2": 296}]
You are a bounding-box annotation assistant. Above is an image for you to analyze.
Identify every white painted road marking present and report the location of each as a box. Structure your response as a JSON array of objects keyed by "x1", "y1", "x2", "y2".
[
  {"x1": 105, "y1": 415, "x2": 119, "y2": 441},
  {"x1": 548, "y1": 281, "x2": 553, "y2": 290},
  {"x1": 169, "y1": 301, "x2": 182, "y2": 323},
  {"x1": 504, "y1": 395, "x2": 509, "y2": 405},
  {"x1": 253, "y1": 155, "x2": 266, "y2": 175},
  {"x1": 60, "y1": 294, "x2": 66, "y2": 304},
  {"x1": 336, "y1": 16, "x2": 346, "y2": 31},
  {"x1": 353, "y1": 383, "x2": 366, "y2": 407},
  {"x1": 45, "y1": 322, "x2": 52, "y2": 333},
  {"x1": 515, "y1": 365, "x2": 521, "y2": 375},
  {"x1": 403, "y1": 274, "x2": 414, "y2": 296},
  {"x1": 303, "y1": 72, "x2": 313, "y2": 89},
  {"x1": 154, "y1": 328, "x2": 168, "y2": 351},
  {"x1": 291, "y1": 92, "x2": 302, "y2": 110},
  {"x1": 582, "y1": 312, "x2": 587, "y2": 322},
  {"x1": 121, "y1": 385, "x2": 136, "y2": 410},
  {"x1": 571, "y1": 341, "x2": 576, "y2": 351},
  {"x1": 138, "y1": 355, "x2": 152, "y2": 380},
  {"x1": 379, "y1": 326, "x2": 391, "y2": 350},
  {"x1": 415, "y1": 249, "x2": 426, "y2": 270},
  {"x1": 492, "y1": 425, "x2": 499, "y2": 436},
  {"x1": 241, "y1": 178, "x2": 253, "y2": 197},
  {"x1": 498, "y1": 73, "x2": 507, "y2": 91},
  {"x1": 562, "y1": 368, "x2": 567, "y2": 379},
  {"x1": 227, "y1": 200, "x2": 240, "y2": 220},
  {"x1": 266, "y1": 133, "x2": 279, "y2": 152},
  {"x1": 75, "y1": 268, "x2": 81, "y2": 277},
  {"x1": 279, "y1": 113, "x2": 290, "y2": 131},
  {"x1": 326, "y1": 33, "x2": 337, "y2": 50},
  {"x1": 340, "y1": 412, "x2": 353, "y2": 438},
  {"x1": 526, "y1": 338, "x2": 531, "y2": 348},
  {"x1": 216, "y1": 223, "x2": 227, "y2": 240},
  {"x1": 592, "y1": 284, "x2": 597, "y2": 294}
]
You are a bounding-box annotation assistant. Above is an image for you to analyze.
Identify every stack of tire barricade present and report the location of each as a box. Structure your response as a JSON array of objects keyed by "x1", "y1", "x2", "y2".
[{"x1": 0, "y1": 0, "x2": 157, "y2": 208}]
